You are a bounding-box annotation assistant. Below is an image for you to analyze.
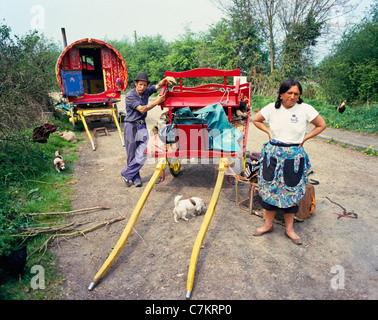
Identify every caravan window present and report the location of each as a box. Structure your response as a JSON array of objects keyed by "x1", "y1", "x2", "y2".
[{"x1": 82, "y1": 55, "x2": 95, "y2": 70}]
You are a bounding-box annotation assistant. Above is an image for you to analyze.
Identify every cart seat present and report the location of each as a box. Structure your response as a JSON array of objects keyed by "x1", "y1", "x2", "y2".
[
  {"x1": 163, "y1": 91, "x2": 239, "y2": 109},
  {"x1": 161, "y1": 68, "x2": 244, "y2": 121}
]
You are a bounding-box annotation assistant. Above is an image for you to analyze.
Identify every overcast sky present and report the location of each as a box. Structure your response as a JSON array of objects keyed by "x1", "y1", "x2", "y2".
[
  {"x1": 0, "y1": 0, "x2": 225, "y2": 46},
  {"x1": 0, "y1": 0, "x2": 374, "y2": 62}
]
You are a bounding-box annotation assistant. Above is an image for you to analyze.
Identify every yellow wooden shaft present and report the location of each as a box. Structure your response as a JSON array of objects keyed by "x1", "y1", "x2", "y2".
[
  {"x1": 111, "y1": 107, "x2": 124, "y2": 147},
  {"x1": 186, "y1": 158, "x2": 227, "y2": 298},
  {"x1": 88, "y1": 158, "x2": 167, "y2": 290},
  {"x1": 78, "y1": 111, "x2": 95, "y2": 150}
]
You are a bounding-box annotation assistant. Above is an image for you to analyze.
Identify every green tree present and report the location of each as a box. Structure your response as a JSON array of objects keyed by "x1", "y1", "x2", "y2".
[
  {"x1": 280, "y1": 11, "x2": 323, "y2": 79},
  {"x1": 106, "y1": 37, "x2": 136, "y2": 87},
  {"x1": 133, "y1": 34, "x2": 170, "y2": 84},
  {"x1": 227, "y1": 6, "x2": 265, "y2": 77},
  {"x1": 108, "y1": 34, "x2": 170, "y2": 87},
  {"x1": 197, "y1": 19, "x2": 239, "y2": 70},
  {"x1": 318, "y1": 3, "x2": 378, "y2": 104},
  {"x1": 215, "y1": 0, "x2": 355, "y2": 76},
  {"x1": 167, "y1": 27, "x2": 200, "y2": 72}
]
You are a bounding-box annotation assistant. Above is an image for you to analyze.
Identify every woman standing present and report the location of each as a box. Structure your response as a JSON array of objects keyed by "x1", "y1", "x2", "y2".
[{"x1": 252, "y1": 79, "x2": 326, "y2": 245}]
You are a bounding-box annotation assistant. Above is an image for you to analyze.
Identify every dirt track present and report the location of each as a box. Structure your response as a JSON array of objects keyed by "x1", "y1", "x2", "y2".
[{"x1": 52, "y1": 101, "x2": 378, "y2": 300}]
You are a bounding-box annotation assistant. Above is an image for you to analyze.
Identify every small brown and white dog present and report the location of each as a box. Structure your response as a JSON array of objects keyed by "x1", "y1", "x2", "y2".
[
  {"x1": 53, "y1": 151, "x2": 66, "y2": 172},
  {"x1": 173, "y1": 195, "x2": 206, "y2": 222}
]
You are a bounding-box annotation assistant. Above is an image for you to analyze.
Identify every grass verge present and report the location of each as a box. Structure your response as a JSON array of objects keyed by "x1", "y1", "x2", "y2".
[{"x1": 0, "y1": 121, "x2": 81, "y2": 300}]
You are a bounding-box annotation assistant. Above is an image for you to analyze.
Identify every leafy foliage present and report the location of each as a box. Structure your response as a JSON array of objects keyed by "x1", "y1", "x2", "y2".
[
  {"x1": 0, "y1": 24, "x2": 60, "y2": 133},
  {"x1": 0, "y1": 24, "x2": 73, "y2": 259},
  {"x1": 281, "y1": 11, "x2": 323, "y2": 79},
  {"x1": 303, "y1": 99, "x2": 378, "y2": 134},
  {"x1": 318, "y1": 4, "x2": 378, "y2": 104},
  {"x1": 197, "y1": 19, "x2": 240, "y2": 70}
]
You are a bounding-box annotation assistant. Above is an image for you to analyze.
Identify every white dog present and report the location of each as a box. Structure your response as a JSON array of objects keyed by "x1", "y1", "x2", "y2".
[
  {"x1": 53, "y1": 151, "x2": 66, "y2": 172},
  {"x1": 173, "y1": 195, "x2": 206, "y2": 222}
]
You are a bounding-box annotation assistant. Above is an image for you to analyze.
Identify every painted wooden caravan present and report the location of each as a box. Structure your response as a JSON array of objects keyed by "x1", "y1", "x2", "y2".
[{"x1": 56, "y1": 38, "x2": 127, "y2": 150}]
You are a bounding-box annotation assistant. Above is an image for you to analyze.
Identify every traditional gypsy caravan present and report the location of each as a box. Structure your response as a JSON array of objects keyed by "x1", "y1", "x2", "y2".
[{"x1": 56, "y1": 38, "x2": 127, "y2": 150}]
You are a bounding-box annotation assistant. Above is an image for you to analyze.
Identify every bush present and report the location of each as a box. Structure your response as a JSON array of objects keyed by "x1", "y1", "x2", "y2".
[
  {"x1": 0, "y1": 23, "x2": 70, "y2": 258},
  {"x1": 250, "y1": 94, "x2": 378, "y2": 134},
  {"x1": 0, "y1": 24, "x2": 60, "y2": 135},
  {"x1": 303, "y1": 98, "x2": 378, "y2": 134},
  {"x1": 0, "y1": 128, "x2": 77, "y2": 255},
  {"x1": 250, "y1": 95, "x2": 275, "y2": 110},
  {"x1": 318, "y1": 4, "x2": 378, "y2": 104}
]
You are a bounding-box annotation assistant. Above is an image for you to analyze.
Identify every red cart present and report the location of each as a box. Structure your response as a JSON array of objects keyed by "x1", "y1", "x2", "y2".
[
  {"x1": 148, "y1": 68, "x2": 251, "y2": 177},
  {"x1": 88, "y1": 68, "x2": 252, "y2": 299}
]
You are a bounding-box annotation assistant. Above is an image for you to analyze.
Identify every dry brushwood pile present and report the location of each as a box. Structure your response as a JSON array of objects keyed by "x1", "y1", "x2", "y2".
[{"x1": 14, "y1": 207, "x2": 124, "y2": 260}]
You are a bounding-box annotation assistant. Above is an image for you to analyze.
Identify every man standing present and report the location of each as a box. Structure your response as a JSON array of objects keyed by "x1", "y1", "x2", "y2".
[{"x1": 120, "y1": 72, "x2": 176, "y2": 187}]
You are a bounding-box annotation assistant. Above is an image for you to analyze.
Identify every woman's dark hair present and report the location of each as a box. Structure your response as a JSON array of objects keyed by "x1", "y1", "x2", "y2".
[{"x1": 275, "y1": 79, "x2": 303, "y2": 109}]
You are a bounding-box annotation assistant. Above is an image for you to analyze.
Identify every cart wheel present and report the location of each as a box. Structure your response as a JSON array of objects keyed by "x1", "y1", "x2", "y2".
[{"x1": 168, "y1": 160, "x2": 181, "y2": 177}]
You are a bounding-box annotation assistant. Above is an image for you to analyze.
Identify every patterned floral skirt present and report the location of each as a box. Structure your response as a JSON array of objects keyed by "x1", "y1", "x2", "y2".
[{"x1": 258, "y1": 141, "x2": 311, "y2": 209}]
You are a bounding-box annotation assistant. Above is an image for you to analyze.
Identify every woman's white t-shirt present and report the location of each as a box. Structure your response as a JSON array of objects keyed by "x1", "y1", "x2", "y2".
[{"x1": 261, "y1": 102, "x2": 319, "y2": 144}]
